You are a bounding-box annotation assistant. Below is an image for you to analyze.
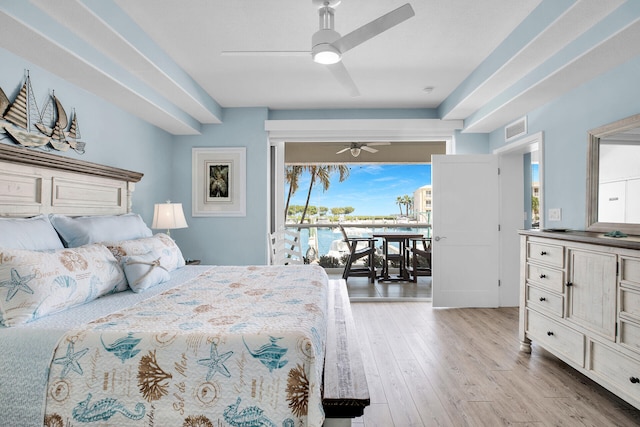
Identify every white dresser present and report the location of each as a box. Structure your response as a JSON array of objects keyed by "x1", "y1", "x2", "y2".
[{"x1": 519, "y1": 230, "x2": 640, "y2": 409}]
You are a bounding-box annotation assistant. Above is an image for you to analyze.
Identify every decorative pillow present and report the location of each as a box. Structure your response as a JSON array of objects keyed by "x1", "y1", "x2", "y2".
[
  {"x1": 0, "y1": 215, "x2": 64, "y2": 250},
  {"x1": 0, "y1": 244, "x2": 127, "y2": 326},
  {"x1": 106, "y1": 233, "x2": 185, "y2": 272},
  {"x1": 49, "y1": 213, "x2": 153, "y2": 248},
  {"x1": 121, "y1": 251, "x2": 171, "y2": 293}
]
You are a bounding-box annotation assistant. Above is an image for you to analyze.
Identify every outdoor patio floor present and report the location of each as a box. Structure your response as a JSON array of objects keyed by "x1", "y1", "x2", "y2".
[{"x1": 326, "y1": 270, "x2": 432, "y2": 301}]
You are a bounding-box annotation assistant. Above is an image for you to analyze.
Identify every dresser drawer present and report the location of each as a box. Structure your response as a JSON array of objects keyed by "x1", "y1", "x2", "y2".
[
  {"x1": 527, "y1": 241, "x2": 564, "y2": 268},
  {"x1": 620, "y1": 287, "x2": 640, "y2": 323},
  {"x1": 621, "y1": 256, "x2": 640, "y2": 288},
  {"x1": 526, "y1": 264, "x2": 564, "y2": 293},
  {"x1": 527, "y1": 285, "x2": 563, "y2": 317},
  {"x1": 589, "y1": 340, "x2": 640, "y2": 401},
  {"x1": 620, "y1": 320, "x2": 640, "y2": 355},
  {"x1": 526, "y1": 309, "x2": 584, "y2": 366}
]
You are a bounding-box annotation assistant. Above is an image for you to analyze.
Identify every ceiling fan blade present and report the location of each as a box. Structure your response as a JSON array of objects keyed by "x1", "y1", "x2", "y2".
[
  {"x1": 333, "y1": 3, "x2": 415, "y2": 54},
  {"x1": 367, "y1": 142, "x2": 391, "y2": 146},
  {"x1": 336, "y1": 147, "x2": 351, "y2": 154},
  {"x1": 326, "y1": 62, "x2": 360, "y2": 97},
  {"x1": 221, "y1": 50, "x2": 309, "y2": 57},
  {"x1": 361, "y1": 146, "x2": 378, "y2": 153}
]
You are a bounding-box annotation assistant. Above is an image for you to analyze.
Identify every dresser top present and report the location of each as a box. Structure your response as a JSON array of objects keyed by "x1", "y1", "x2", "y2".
[{"x1": 519, "y1": 229, "x2": 640, "y2": 250}]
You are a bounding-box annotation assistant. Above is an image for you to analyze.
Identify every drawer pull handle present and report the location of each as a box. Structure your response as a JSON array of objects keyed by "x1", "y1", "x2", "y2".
[
  {"x1": 547, "y1": 331, "x2": 554, "y2": 336},
  {"x1": 539, "y1": 297, "x2": 546, "y2": 302},
  {"x1": 540, "y1": 251, "x2": 547, "y2": 256},
  {"x1": 630, "y1": 377, "x2": 640, "y2": 384},
  {"x1": 539, "y1": 274, "x2": 546, "y2": 279},
  {"x1": 566, "y1": 282, "x2": 573, "y2": 287}
]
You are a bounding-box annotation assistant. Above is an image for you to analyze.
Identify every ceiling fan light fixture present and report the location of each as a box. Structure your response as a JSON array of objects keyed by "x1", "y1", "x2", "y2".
[
  {"x1": 312, "y1": 26, "x2": 341, "y2": 65},
  {"x1": 312, "y1": 45, "x2": 341, "y2": 64},
  {"x1": 350, "y1": 147, "x2": 361, "y2": 157}
]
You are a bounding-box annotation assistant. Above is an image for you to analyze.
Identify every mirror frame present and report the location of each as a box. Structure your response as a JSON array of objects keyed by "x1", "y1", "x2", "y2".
[{"x1": 586, "y1": 113, "x2": 640, "y2": 234}]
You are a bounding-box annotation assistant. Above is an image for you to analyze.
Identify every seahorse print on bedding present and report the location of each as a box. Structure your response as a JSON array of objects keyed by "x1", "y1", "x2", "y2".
[
  {"x1": 72, "y1": 393, "x2": 145, "y2": 422},
  {"x1": 223, "y1": 397, "x2": 295, "y2": 427}
]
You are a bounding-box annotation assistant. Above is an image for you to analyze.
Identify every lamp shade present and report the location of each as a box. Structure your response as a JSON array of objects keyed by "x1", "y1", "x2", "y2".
[{"x1": 152, "y1": 202, "x2": 188, "y2": 232}]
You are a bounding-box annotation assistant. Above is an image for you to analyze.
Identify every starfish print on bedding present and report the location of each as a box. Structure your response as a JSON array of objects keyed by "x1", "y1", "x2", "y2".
[
  {"x1": 53, "y1": 342, "x2": 89, "y2": 378},
  {"x1": 0, "y1": 268, "x2": 35, "y2": 301},
  {"x1": 197, "y1": 342, "x2": 233, "y2": 381}
]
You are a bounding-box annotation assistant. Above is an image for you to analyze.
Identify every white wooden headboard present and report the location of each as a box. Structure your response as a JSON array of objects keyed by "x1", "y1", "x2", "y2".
[{"x1": 0, "y1": 144, "x2": 143, "y2": 218}]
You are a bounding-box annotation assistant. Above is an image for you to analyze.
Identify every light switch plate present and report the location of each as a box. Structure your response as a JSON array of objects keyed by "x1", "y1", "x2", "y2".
[{"x1": 548, "y1": 208, "x2": 561, "y2": 221}]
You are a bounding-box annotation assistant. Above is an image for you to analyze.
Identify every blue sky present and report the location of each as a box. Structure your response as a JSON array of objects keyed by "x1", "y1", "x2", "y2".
[
  {"x1": 287, "y1": 164, "x2": 432, "y2": 216},
  {"x1": 286, "y1": 162, "x2": 539, "y2": 216}
]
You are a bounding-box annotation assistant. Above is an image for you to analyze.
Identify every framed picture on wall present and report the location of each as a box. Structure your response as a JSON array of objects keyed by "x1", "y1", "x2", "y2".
[{"x1": 192, "y1": 147, "x2": 246, "y2": 217}]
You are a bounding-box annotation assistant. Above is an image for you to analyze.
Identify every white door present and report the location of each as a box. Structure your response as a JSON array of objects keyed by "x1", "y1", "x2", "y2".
[{"x1": 432, "y1": 154, "x2": 499, "y2": 307}]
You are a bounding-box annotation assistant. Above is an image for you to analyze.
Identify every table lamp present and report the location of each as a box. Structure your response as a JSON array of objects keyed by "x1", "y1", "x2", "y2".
[{"x1": 152, "y1": 201, "x2": 188, "y2": 236}]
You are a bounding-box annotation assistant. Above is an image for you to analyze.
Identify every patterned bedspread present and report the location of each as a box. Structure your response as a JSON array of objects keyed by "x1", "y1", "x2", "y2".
[{"x1": 42, "y1": 265, "x2": 328, "y2": 427}]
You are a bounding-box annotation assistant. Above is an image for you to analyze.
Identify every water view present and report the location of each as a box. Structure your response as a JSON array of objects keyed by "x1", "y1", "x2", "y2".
[
  {"x1": 293, "y1": 224, "x2": 432, "y2": 263},
  {"x1": 285, "y1": 164, "x2": 433, "y2": 265}
]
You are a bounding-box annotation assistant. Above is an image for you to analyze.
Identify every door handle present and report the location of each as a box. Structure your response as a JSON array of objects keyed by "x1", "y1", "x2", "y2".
[{"x1": 434, "y1": 236, "x2": 446, "y2": 242}]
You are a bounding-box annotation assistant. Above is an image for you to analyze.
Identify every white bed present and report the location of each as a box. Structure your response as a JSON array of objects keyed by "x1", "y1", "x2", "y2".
[{"x1": 0, "y1": 144, "x2": 369, "y2": 427}]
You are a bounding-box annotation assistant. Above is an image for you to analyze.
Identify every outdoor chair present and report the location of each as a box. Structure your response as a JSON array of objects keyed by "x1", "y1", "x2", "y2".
[
  {"x1": 405, "y1": 237, "x2": 432, "y2": 282},
  {"x1": 339, "y1": 224, "x2": 376, "y2": 283},
  {"x1": 268, "y1": 227, "x2": 304, "y2": 265}
]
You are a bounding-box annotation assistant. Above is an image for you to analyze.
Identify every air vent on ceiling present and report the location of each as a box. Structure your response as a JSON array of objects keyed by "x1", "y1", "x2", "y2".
[{"x1": 505, "y1": 116, "x2": 528, "y2": 142}]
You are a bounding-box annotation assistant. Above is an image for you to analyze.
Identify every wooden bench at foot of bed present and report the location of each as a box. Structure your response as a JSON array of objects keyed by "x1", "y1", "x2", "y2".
[{"x1": 322, "y1": 279, "x2": 370, "y2": 426}]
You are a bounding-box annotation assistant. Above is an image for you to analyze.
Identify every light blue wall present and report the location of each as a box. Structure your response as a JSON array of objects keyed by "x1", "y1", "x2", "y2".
[
  {"x1": 489, "y1": 55, "x2": 640, "y2": 230},
  {"x1": 170, "y1": 108, "x2": 270, "y2": 265},
  {"x1": 453, "y1": 131, "x2": 490, "y2": 154},
  {"x1": 0, "y1": 47, "x2": 173, "y2": 226}
]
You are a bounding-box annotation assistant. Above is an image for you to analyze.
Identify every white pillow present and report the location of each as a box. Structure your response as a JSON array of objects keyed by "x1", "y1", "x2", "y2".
[
  {"x1": 121, "y1": 251, "x2": 171, "y2": 293},
  {"x1": 106, "y1": 233, "x2": 186, "y2": 272},
  {"x1": 0, "y1": 244, "x2": 127, "y2": 326},
  {"x1": 50, "y1": 213, "x2": 152, "y2": 248},
  {"x1": 0, "y1": 215, "x2": 64, "y2": 250}
]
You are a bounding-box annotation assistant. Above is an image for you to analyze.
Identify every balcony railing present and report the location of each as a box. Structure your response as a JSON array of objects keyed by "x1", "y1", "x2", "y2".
[{"x1": 284, "y1": 221, "x2": 432, "y2": 267}]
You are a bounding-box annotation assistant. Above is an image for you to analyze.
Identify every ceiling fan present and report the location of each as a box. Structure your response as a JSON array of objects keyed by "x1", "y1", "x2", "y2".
[
  {"x1": 222, "y1": 1, "x2": 415, "y2": 96},
  {"x1": 336, "y1": 142, "x2": 391, "y2": 157}
]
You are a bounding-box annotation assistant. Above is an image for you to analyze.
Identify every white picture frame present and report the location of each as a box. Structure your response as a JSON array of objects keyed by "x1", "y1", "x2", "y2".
[{"x1": 192, "y1": 147, "x2": 246, "y2": 217}]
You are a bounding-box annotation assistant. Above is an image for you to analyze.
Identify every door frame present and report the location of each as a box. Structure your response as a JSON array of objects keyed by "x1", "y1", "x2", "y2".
[
  {"x1": 494, "y1": 131, "x2": 544, "y2": 306},
  {"x1": 265, "y1": 119, "x2": 463, "y2": 235}
]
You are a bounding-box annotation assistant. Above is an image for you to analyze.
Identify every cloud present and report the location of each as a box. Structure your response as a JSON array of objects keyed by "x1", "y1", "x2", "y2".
[{"x1": 351, "y1": 165, "x2": 384, "y2": 175}]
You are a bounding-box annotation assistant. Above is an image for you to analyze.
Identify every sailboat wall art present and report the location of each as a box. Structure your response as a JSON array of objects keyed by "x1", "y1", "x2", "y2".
[{"x1": 0, "y1": 71, "x2": 86, "y2": 154}]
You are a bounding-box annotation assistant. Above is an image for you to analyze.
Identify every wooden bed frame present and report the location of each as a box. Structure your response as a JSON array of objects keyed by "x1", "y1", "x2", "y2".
[{"x1": 0, "y1": 143, "x2": 369, "y2": 426}]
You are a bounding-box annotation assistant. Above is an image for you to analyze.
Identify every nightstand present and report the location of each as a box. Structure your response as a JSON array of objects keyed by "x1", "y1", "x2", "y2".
[{"x1": 185, "y1": 259, "x2": 201, "y2": 265}]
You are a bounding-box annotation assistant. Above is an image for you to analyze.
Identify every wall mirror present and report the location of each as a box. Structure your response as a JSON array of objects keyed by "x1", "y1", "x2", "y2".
[{"x1": 586, "y1": 113, "x2": 640, "y2": 234}]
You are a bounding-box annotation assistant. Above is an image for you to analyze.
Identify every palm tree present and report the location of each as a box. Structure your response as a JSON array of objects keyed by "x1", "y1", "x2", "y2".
[
  {"x1": 299, "y1": 165, "x2": 349, "y2": 225},
  {"x1": 402, "y1": 195, "x2": 413, "y2": 217},
  {"x1": 396, "y1": 196, "x2": 403, "y2": 216},
  {"x1": 284, "y1": 165, "x2": 304, "y2": 219}
]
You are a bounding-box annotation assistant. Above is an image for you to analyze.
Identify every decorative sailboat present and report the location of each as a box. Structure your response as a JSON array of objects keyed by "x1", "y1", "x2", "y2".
[
  {"x1": 0, "y1": 73, "x2": 49, "y2": 147},
  {"x1": 0, "y1": 86, "x2": 9, "y2": 117},
  {"x1": 65, "y1": 109, "x2": 84, "y2": 153},
  {"x1": 35, "y1": 91, "x2": 80, "y2": 152},
  {"x1": 47, "y1": 94, "x2": 70, "y2": 152},
  {"x1": 1, "y1": 72, "x2": 86, "y2": 153}
]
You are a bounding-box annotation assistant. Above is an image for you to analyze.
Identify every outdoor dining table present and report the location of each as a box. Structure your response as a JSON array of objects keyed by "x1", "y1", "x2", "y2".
[{"x1": 372, "y1": 232, "x2": 424, "y2": 282}]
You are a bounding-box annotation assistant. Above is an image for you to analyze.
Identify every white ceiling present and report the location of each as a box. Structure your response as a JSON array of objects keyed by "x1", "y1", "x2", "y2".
[
  {"x1": 115, "y1": 0, "x2": 539, "y2": 110},
  {"x1": 1, "y1": 0, "x2": 637, "y2": 135}
]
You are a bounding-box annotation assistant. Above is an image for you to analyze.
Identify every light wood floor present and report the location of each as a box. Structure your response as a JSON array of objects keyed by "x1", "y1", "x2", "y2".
[{"x1": 349, "y1": 302, "x2": 640, "y2": 426}]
